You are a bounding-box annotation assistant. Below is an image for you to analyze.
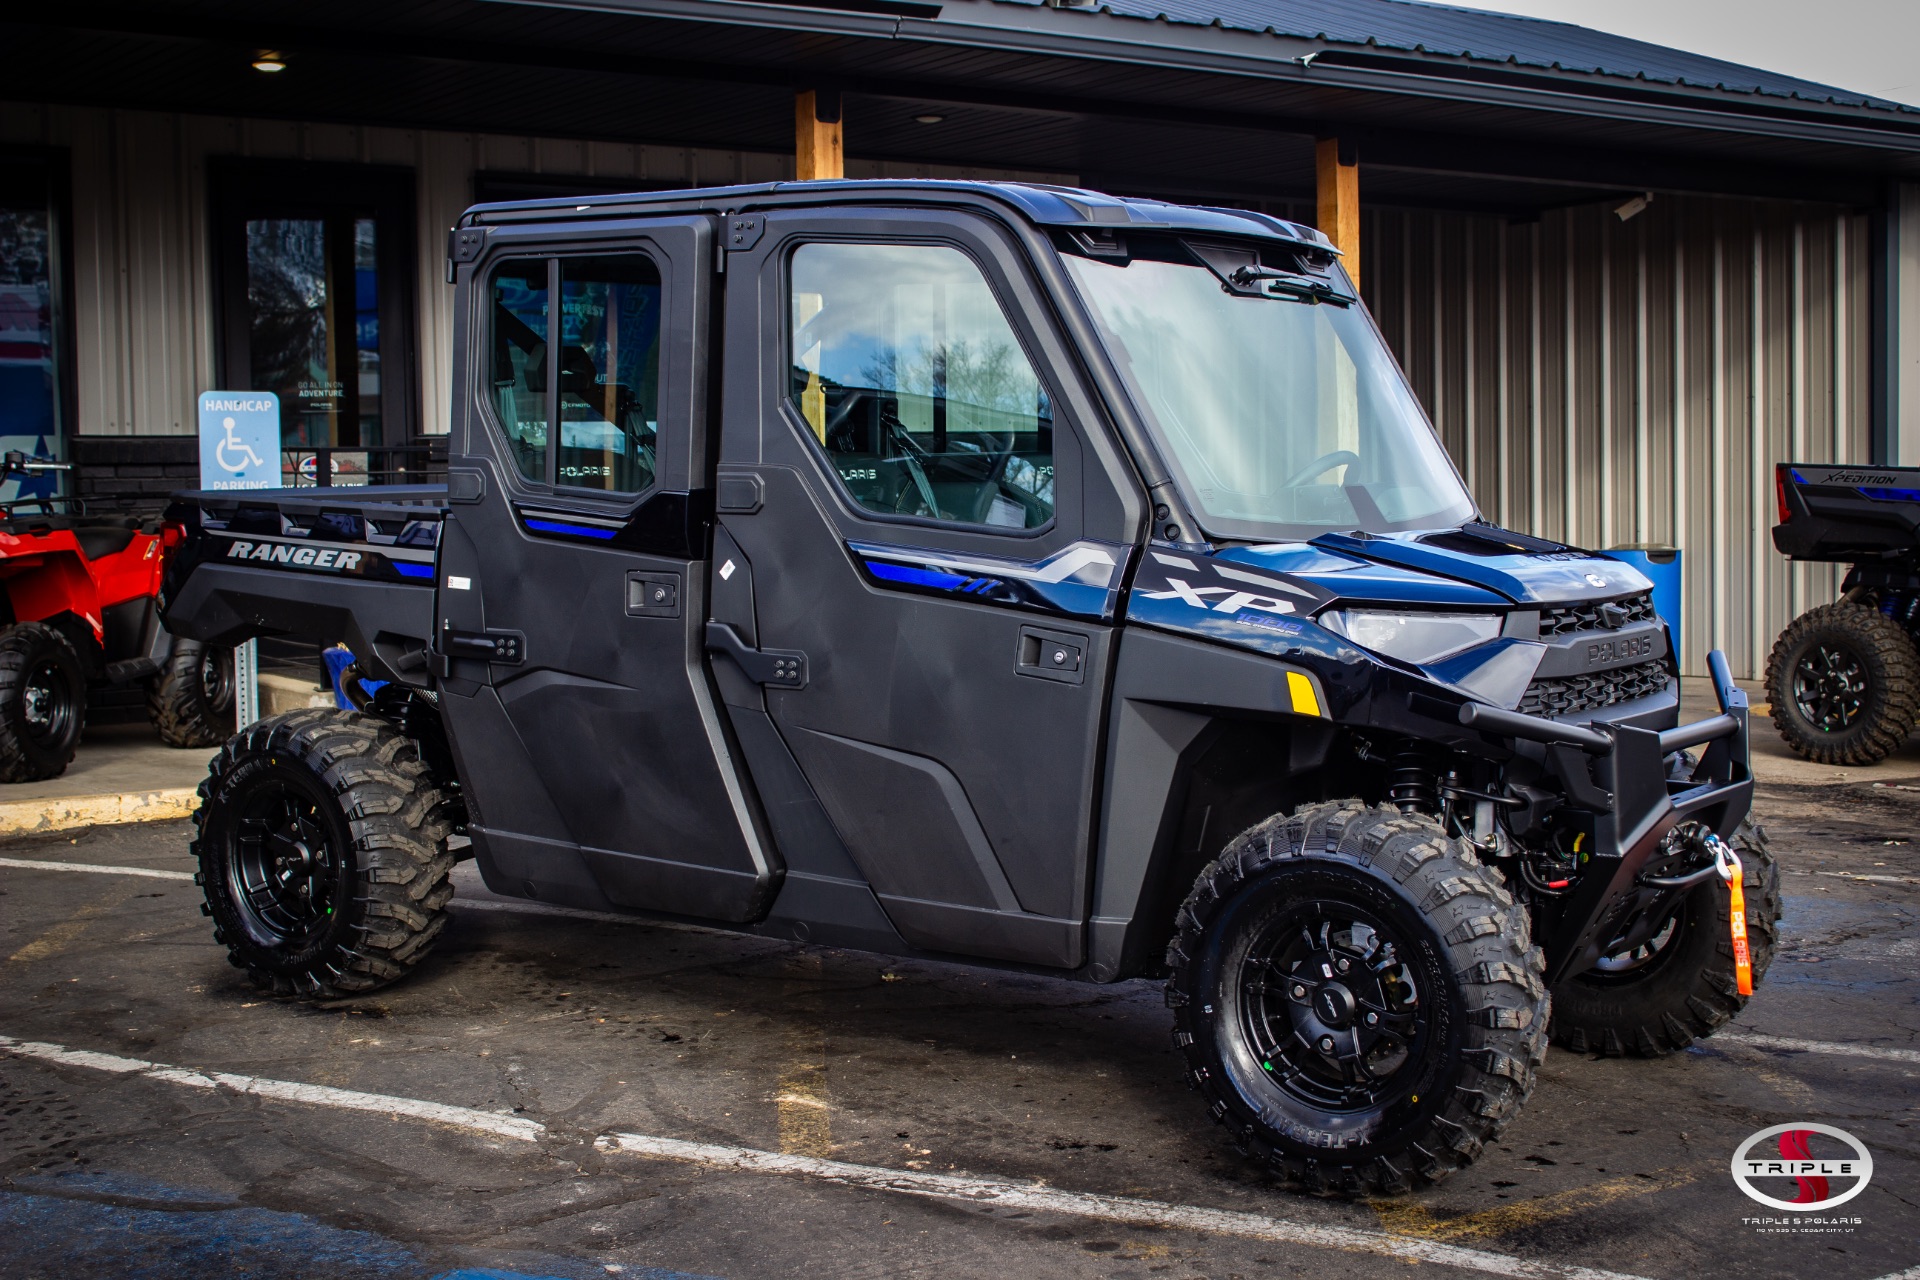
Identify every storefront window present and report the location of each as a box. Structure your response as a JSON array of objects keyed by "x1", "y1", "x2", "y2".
[{"x1": 0, "y1": 157, "x2": 67, "y2": 501}]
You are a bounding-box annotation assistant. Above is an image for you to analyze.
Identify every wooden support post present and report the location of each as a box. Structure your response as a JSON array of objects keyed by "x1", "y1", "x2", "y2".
[
  {"x1": 796, "y1": 89, "x2": 844, "y2": 182},
  {"x1": 1316, "y1": 137, "x2": 1360, "y2": 292}
]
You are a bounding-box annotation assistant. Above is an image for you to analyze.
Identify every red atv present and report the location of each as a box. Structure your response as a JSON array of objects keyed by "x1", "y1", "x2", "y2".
[{"x1": 0, "y1": 451, "x2": 233, "y2": 780}]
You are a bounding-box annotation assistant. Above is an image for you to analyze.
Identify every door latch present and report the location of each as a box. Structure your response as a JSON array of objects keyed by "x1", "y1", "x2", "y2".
[
  {"x1": 705, "y1": 621, "x2": 807, "y2": 689},
  {"x1": 439, "y1": 622, "x2": 525, "y2": 665}
]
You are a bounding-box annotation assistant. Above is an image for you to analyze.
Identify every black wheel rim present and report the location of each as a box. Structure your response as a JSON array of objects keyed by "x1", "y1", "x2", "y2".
[
  {"x1": 1791, "y1": 642, "x2": 1867, "y2": 732},
  {"x1": 200, "y1": 647, "x2": 235, "y2": 714},
  {"x1": 1588, "y1": 914, "x2": 1681, "y2": 978},
  {"x1": 230, "y1": 779, "x2": 345, "y2": 949},
  {"x1": 21, "y1": 657, "x2": 77, "y2": 748},
  {"x1": 1236, "y1": 900, "x2": 1428, "y2": 1112}
]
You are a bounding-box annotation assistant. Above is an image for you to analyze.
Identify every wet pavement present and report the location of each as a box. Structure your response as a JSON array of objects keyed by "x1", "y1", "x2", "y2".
[{"x1": 2, "y1": 781, "x2": 1917, "y2": 1280}]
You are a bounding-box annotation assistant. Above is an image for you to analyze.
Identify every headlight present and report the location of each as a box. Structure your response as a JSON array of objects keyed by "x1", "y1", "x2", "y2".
[{"x1": 1319, "y1": 609, "x2": 1503, "y2": 665}]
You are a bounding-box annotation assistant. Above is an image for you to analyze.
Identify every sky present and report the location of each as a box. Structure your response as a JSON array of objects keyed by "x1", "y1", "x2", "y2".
[{"x1": 1453, "y1": 0, "x2": 1920, "y2": 107}]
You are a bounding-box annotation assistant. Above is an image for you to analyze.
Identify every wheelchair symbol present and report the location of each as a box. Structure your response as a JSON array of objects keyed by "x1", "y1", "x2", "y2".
[{"x1": 216, "y1": 416, "x2": 266, "y2": 473}]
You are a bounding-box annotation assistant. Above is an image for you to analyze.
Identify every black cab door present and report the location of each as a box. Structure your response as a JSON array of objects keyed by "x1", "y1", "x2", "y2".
[
  {"x1": 712, "y1": 207, "x2": 1146, "y2": 967},
  {"x1": 438, "y1": 216, "x2": 778, "y2": 921}
]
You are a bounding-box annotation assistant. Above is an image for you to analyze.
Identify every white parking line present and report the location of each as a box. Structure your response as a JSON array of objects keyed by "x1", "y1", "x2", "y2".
[
  {"x1": 0, "y1": 856, "x2": 193, "y2": 882},
  {"x1": 1716, "y1": 1033, "x2": 1920, "y2": 1066},
  {"x1": 0, "y1": 1036, "x2": 545, "y2": 1141},
  {"x1": 0, "y1": 1032, "x2": 1653, "y2": 1280},
  {"x1": 593, "y1": 1130, "x2": 1652, "y2": 1280}
]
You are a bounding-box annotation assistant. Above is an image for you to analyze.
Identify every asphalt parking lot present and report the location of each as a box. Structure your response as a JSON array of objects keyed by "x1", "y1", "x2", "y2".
[{"x1": 2, "y1": 778, "x2": 1917, "y2": 1280}]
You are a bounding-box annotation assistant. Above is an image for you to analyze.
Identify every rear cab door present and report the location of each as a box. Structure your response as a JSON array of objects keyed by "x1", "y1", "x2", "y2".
[
  {"x1": 437, "y1": 213, "x2": 777, "y2": 921},
  {"x1": 711, "y1": 203, "x2": 1147, "y2": 967}
]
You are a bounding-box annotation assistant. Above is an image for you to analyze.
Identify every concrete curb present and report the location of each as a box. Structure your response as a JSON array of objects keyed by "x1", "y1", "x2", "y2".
[{"x1": 0, "y1": 787, "x2": 200, "y2": 837}]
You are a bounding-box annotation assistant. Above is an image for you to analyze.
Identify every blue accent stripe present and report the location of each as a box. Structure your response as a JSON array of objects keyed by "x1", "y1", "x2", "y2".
[
  {"x1": 393, "y1": 562, "x2": 435, "y2": 579},
  {"x1": 866, "y1": 561, "x2": 971, "y2": 590},
  {"x1": 1859, "y1": 486, "x2": 1920, "y2": 503},
  {"x1": 525, "y1": 517, "x2": 618, "y2": 540}
]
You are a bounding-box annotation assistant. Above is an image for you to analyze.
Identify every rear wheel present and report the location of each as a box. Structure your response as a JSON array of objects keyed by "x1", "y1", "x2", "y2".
[
  {"x1": 0, "y1": 621, "x2": 87, "y2": 782},
  {"x1": 148, "y1": 638, "x2": 236, "y2": 748},
  {"x1": 194, "y1": 708, "x2": 455, "y2": 998},
  {"x1": 1166, "y1": 802, "x2": 1548, "y2": 1194},
  {"x1": 1549, "y1": 819, "x2": 1780, "y2": 1057},
  {"x1": 1765, "y1": 602, "x2": 1920, "y2": 765}
]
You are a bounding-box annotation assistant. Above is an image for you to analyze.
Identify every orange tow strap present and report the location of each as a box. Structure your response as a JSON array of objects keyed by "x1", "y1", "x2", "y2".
[{"x1": 1714, "y1": 837, "x2": 1753, "y2": 996}]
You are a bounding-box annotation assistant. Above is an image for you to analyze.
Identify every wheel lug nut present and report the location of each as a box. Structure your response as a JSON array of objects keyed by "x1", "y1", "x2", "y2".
[
  {"x1": 1365, "y1": 1012, "x2": 1379, "y2": 1026},
  {"x1": 1291, "y1": 984, "x2": 1307, "y2": 998},
  {"x1": 1335, "y1": 958, "x2": 1350, "y2": 973},
  {"x1": 1318, "y1": 1035, "x2": 1335, "y2": 1052}
]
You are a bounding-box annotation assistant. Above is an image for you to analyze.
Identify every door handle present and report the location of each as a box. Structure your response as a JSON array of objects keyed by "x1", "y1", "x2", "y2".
[
  {"x1": 1017, "y1": 625, "x2": 1087, "y2": 685},
  {"x1": 705, "y1": 621, "x2": 807, "y2": 689}
]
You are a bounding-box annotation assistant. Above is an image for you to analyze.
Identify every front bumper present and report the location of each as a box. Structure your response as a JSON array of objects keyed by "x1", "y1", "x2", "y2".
[{"x1": 1459, "y1": 650, "x2": 1753, "y2": 985}]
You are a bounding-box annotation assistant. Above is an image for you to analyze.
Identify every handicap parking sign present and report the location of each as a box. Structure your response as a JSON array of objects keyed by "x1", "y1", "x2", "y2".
[{"x1": 198, "y1": 391, "x2": 280, "y2": 490}]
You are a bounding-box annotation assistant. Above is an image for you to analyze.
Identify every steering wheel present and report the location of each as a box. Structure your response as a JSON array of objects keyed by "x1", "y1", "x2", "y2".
[{"x1": 1283, "y1": 449, "x2": 1360, "y2": 488}]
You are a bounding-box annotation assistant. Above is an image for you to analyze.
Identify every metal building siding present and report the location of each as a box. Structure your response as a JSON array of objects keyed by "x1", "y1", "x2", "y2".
[
  {"x1": 1363, "y1": 196, "x2": 1870, "y2": 680},
  {"x1": 0, "y1": 104, "x2": 1071, "y2": 441}
]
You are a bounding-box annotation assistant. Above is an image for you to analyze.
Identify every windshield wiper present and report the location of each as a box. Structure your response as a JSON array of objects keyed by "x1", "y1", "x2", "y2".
[{"x1": 1227, "y1": 264, "x2": 1351, "y2": 305}]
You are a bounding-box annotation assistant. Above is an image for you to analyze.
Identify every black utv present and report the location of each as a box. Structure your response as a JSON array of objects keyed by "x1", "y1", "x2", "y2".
[
  {"x1": 159, "y1": 181, "x2": 1777, "y2": 1196},
  {"x1": 1768, "y1": 462, "x2": 1920, "y2": 764}
]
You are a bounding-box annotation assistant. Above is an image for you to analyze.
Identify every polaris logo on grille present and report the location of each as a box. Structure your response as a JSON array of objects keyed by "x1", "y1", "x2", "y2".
[{"x1": 226, "y1": 540, "x2": 363, "y2": 571}]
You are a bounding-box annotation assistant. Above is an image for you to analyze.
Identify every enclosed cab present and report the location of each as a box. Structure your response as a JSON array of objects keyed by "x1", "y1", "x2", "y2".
[{"x1": 162, "y1": 181, "x2": 1775, "y2": 1195}]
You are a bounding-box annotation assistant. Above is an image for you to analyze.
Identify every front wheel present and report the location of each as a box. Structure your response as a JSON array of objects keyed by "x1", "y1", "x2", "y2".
[
  {"x1": 1165, "y1": 802, "x2": 1548, "y2": 1195},
  {"x1": 194, "y1": 708, "x2": 456, "y2": 998},
  {"x1": 1549, "y1": 818, "x2": 1781, "y2": 1057}
]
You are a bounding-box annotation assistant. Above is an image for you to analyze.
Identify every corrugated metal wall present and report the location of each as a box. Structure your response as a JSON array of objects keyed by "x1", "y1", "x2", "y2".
[
  {"x1": 0, "y1": 103, "x2": 1069, "y2": 447},
  {"x1": 1363, "y1": 198, "x2": 1872, "y2": 679}
]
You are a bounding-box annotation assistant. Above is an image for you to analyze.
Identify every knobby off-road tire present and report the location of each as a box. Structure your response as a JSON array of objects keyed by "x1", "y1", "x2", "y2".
[
  {"x1": 1766, "y1": 602, "x2": 1920, "y2": 766},
  {"x1": 194, "y1": 708, "x2": 456, "y2": 998},
  {"x1": 1549, "y1": 818, "x2": 1781, "y2": 1057},
  {"x1": 148, "y1": 638, "x2": 236, "y2": 748},
  {"x1": 0, "y1": 621, "x2": 87, "y2": 782},
  {"x1": 1165, "y1": 801, "x2": 1549, "y2": 1195}
]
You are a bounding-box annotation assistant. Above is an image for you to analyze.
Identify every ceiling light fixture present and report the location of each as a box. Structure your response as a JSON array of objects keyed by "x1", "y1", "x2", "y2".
[
  {"x1": 915, "y1": 114, "x2": 945, "y2": 124},
  {"x1": 252, "y1": 51, "x2": 287, "y2": 73},
  {"x1": 1613, "y1": 192, "x2": 1652, "y2": 221}
]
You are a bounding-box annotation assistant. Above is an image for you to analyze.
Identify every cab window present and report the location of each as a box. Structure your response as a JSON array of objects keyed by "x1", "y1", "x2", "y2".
[
  {"x1": 488, "y1": 254, "x2": 661, "y2": 494},
  {"x1": 788, "y1": 242, "x2": 1053, "y2": 530}
]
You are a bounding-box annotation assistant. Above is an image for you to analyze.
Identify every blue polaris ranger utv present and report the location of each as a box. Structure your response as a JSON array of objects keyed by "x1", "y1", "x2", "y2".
[{"x1": 159, "y1": 181, "x2": 1776, "y2": 1195}]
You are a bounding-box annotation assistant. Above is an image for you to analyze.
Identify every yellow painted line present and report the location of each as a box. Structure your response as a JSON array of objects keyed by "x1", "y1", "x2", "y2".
[
  {"x1": 0, "y1": 787, "x2": 199, "y2": 836},
  {"x1": 776, "y1": 956, "x2": 834, "y2": 1158},
  {"x1": 1370, "y1": 1168, "x2": 1692, "y2": 1242},
  {"x1": 6, "y1": 895, "x2": 127, "y2": 964}
]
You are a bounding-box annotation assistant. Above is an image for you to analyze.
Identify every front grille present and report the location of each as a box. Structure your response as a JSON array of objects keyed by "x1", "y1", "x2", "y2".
[
  {"x1": 1518, "y1": 659, "x2": 1672, "y2": 718},
  {"x1": 1538, "y1": 592, "x2": 1659, "y2": 637}
]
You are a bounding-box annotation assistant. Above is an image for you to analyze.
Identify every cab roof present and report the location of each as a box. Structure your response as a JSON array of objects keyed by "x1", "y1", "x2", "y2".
[{"x1": 457, "y1": 178, "x2": 1334, "y2": 252}]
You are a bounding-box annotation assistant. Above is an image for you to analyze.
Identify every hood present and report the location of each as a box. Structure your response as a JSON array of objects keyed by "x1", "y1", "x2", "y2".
[
  {"x1": 1210, "y1": 526, "x2": 1652, "y2": 608},
  {"x1": 1306, "y1": 528, "x2": 1654, "y2": 605},
  {"x1": 1127, "y1": 525, "x2": 1662, "y2": 712}
]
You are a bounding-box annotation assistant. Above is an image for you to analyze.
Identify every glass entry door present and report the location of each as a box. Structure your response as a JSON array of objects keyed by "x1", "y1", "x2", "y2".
[
  {"x1": 213, "y1": 162, "x2": 416, "y2": 470},
  {"x1": 243, "y1": 214, "x2": 383, "y2": 450}
]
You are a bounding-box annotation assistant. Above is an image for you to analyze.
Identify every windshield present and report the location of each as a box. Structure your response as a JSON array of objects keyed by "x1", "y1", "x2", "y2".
[{"x1": 1061, "y1": 240, "x2": 1476, "y2": 542}]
